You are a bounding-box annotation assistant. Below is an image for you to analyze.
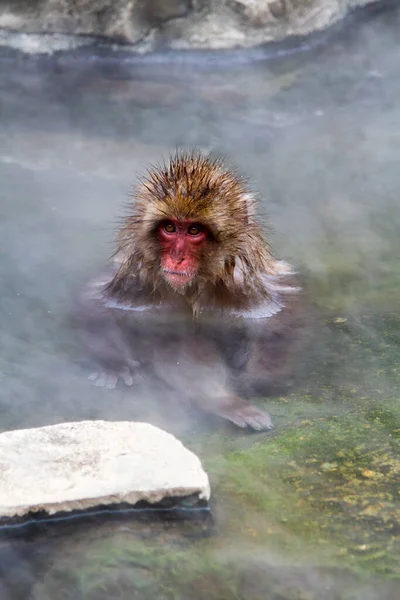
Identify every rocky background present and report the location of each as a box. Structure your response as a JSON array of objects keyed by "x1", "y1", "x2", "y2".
[{"x1": 0, "y1": 1, "x2": 385, "y2": 52}]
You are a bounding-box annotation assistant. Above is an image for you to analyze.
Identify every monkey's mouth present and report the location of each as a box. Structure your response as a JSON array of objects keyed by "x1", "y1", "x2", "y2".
[{"x1": 163, "y1": 269, "x2": 196, "y2": 288}]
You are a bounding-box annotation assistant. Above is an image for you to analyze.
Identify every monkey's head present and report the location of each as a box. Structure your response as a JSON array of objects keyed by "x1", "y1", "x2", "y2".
[{"x1": 111, "y1": 153, "x2": 277, "y2": 307}]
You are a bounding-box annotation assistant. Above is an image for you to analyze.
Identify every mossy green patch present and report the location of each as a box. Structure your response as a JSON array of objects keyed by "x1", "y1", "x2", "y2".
[
  {"x1": 33, "y1": 533, "x2": 242, "y2": 600},
  {"x1": 207, "y1": 412, "x2": 399, "y2": 575},
  {"x1": 199, "y1": 314, "x2": 400, "y2": 578}
]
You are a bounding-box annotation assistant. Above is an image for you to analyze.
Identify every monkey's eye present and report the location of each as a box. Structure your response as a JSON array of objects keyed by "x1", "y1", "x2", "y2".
[
  {"x1": 163, "y1": 223, "x2": 176, "y2": 234},
  {"x1": 188, "y1": 225, "x2": 202, "y2": 236}
]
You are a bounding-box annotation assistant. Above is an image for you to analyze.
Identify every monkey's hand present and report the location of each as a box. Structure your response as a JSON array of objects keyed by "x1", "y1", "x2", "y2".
[
  {"x1": 216, "y1": 397, "x2": 274, "y2": 431},
  {"x1": 88, "y1": 363, "x2": 139, "y2": 389},
  {"x1": 75, "y1": 280, "x2": 141, "y2": 390}
]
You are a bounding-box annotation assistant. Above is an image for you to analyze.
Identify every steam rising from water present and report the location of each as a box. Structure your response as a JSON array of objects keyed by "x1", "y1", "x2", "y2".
[
  {"x1": 0, "y1": 5, "x2": 399, "y2": 598},
  {"x1": 0, "y1": 5, "x2": 399, "y2": 434}
]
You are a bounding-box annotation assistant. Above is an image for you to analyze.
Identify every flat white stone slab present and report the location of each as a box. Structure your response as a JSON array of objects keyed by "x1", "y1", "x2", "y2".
[{"x1": 0, "y1": 420, "x2": 210, "y2": 519}]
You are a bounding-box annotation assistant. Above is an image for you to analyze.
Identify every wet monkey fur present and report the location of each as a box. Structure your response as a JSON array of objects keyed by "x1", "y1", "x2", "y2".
[{"x1": 76, "y1": 153, "x2": 305, "y2": 430}]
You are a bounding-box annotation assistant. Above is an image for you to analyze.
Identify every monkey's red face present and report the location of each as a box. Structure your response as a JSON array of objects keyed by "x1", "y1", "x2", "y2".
[{"x1": 158, "y1": 220, "x2": 207, "y2": 291}]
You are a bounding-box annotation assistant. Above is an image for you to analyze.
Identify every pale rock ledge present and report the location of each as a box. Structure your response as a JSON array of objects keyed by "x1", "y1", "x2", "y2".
[{"x1": 0, "y1": 420, "x2": 210, "y2": 520}]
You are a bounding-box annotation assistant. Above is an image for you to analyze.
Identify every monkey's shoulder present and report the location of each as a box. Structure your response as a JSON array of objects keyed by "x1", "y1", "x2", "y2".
[
  {"x1": 200, "y1": 263, "x2": 303, "y2": 323},
  {"x1": 81, "y1": 259, "x2": 303, "y2": 331}
]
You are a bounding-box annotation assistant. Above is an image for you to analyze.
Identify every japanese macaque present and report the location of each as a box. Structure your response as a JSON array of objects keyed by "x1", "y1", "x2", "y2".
[{"x1": 76, "y1": 153, "x2": 305, "y2": 431}]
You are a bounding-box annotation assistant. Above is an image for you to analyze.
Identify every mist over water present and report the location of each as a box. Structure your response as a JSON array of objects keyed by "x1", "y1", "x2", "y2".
[{"x1": 0, "y1": 3, "x2": 399, "y2": 599}]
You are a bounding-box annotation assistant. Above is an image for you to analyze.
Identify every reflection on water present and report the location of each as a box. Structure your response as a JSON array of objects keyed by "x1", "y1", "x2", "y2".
[{"x1": 0, "y1": 2, "x2": 399, "y2": 598}]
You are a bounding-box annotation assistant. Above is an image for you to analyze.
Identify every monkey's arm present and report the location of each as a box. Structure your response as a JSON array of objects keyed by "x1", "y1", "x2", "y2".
[
  {"x1": 152, "y1": 336, "x2": 273, "y2": 431},
  {"x1": 75, "y1": 271, "x2": 140, "y2": 388},
  {"x1": 229, "y1": 285, "x2": 308, "y2": 398}
]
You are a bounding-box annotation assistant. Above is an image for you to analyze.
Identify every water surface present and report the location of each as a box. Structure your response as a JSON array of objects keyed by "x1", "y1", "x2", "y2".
[{"x1": 0, "y1": 3, "x2": 399, "y2": 598}]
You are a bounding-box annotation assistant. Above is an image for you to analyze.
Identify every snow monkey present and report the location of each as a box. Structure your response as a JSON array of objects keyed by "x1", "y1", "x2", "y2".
[{"x1": 76, "y1": 153, "x2": 305, "y2": 431}]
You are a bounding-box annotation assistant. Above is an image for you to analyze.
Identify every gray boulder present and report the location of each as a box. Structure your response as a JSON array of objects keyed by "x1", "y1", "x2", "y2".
[
  {"x1": 0, "y1": 420, "x2": 210, "y2": 520},
  {"x1": 0, "y1": 1, "x2": 385, "y2": 53}
]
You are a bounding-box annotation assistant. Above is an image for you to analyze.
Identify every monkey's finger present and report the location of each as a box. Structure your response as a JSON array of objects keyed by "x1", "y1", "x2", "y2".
[
  {"x1": 89, "y1": 371, "x2": 115, "y2": 388},
  {"x1": 127, "y1": 359, "x2": 140, "y2": 368},
  {"x1": 88, "y1": 372, "x2": 105, "y2": 385},
  {"x1": 250, "y1": 415, "x2": 274, "y2": 431},
  {"x1": 224, "y1": 407, "x2": 274, "y2": 431},
  {"x1": 219, "y1": 411, "x2": 249, "y2": 428},
  {"x1": 105, "y1": 374, "x2": 119, "y2": 389},
  {"x1": 246, "y1": 411, "x2": 274, "y2": 431},
  {"x1": 244, "y1": 409, "x2": 274, "y2": 431},
  {"x1": 120, "y1": 368, "x2": 134, "y2": 387},
  {"x1": 93, "y1": 372, "x2": 108, "y2": 387}
]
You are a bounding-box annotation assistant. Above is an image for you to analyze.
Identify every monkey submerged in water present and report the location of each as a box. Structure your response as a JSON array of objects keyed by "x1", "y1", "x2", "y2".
[{"x1": 77, "y1": 153, "x2": 305, "y2": 431}]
